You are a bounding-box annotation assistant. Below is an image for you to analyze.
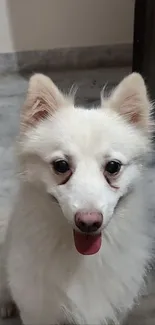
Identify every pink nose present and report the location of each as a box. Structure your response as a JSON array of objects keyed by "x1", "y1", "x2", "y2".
[{"x1": 75, "y1": 211, "x2": 103, "y2": 233}]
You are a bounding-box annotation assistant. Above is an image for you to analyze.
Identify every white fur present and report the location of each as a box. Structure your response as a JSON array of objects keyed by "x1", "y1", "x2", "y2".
[{"x1": 1, "y1": 73, "x2": 155, "y2": 324}]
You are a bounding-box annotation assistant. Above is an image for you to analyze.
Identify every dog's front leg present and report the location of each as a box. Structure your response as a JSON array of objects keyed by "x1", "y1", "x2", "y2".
[
  {"x1": 21, "y1": 310, "x2": 59, "y2": 325},
  {"x1": 0, "y1": 245, "x2": 17, "y2": 319}
]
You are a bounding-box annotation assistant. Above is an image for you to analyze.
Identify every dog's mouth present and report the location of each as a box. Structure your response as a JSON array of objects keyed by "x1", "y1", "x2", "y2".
[
  {"x1": 49, "y1": 195, "x2": 102, "y2": 255},
  {"x1": 73, "y1": 230, "x2": 102, "y2": 255}
]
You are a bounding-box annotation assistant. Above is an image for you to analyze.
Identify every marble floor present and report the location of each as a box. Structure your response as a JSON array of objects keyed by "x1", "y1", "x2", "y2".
[{"x1": 0, "y1": 66, "x2": 155, "y2": 325}]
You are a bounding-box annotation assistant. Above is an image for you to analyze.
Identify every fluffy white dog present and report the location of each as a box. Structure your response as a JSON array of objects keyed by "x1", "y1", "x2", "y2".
[{"x1": 0, "y1": 73, "x2": 154, "y2": 325}]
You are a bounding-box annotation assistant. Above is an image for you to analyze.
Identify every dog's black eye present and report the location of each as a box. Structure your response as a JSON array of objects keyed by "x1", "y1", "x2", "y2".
[
  {"x1": 53, "y1": 159, "x2": 70, "y2": 174},
  {"x1": 105, "y1": 160, "x2": 121, "y2": 175}
]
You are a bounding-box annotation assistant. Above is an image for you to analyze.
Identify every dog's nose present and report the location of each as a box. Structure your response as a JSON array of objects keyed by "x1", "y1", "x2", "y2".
[{"x1": 75, "y1": 211, "x2": 103, "y2": 233}]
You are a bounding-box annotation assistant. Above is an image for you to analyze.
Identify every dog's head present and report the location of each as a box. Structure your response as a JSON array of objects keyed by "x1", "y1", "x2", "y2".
[{"x1": 19, "y1": 73, "x2": 152, "y2": 254}]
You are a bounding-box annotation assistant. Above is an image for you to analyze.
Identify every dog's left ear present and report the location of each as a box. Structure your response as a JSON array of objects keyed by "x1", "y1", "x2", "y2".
[
  {"x1": 21, "y1": 74, "x2": 71, "y2": 131},
  {"x1": 102, "y1": 73, "x2": 151, "y2": 129}
]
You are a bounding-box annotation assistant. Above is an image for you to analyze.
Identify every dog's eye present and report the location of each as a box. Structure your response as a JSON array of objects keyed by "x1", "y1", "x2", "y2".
[
  {"x1": 52, "y1": 159, "x2": 70, "y2": 174},
  {"x1": 105, "y1": 160, "x2": 121, "y2": 175}
]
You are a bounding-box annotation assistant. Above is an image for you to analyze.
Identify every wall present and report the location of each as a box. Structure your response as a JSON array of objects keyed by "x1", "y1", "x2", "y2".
[{"x1": 0, "y1": 0, "x2": 135, "y2": 53}]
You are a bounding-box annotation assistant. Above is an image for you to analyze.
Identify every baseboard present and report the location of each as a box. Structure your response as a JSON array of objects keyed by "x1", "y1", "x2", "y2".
[{"x1": 0, "y1": 43, "x2": 132, "y2": 74}]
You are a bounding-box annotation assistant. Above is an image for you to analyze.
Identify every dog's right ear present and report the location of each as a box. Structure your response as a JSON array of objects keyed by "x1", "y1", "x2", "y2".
[
  {"x1": 102, "y1": 73, "x2": 151, "y2": 130},
  {"x1": 21, "y1": 74, "x2": 71, "y2": 131}
]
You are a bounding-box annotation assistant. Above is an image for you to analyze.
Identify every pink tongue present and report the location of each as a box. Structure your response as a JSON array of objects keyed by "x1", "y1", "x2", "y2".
[{"x1": 73, "y1": 230, "x2": 102, "y2": 255}]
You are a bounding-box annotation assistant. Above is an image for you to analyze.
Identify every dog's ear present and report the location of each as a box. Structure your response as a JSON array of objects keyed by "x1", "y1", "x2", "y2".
[
  {"x1": 21, "y1": 74, "x2": 71, "y2": 131},
  {"x1": 102, "y1": 73, "x2": 151, "y2": 129}
]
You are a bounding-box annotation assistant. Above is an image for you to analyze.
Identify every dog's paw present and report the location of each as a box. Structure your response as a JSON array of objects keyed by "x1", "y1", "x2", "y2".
[{"x1": 0, "y1": 300, "x2": 17, "y2": 319}]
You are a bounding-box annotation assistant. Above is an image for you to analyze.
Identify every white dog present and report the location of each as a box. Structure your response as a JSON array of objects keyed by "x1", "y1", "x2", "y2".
[{"x1": 0, "y1": 73, "x2": 154, "y2": 324}]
